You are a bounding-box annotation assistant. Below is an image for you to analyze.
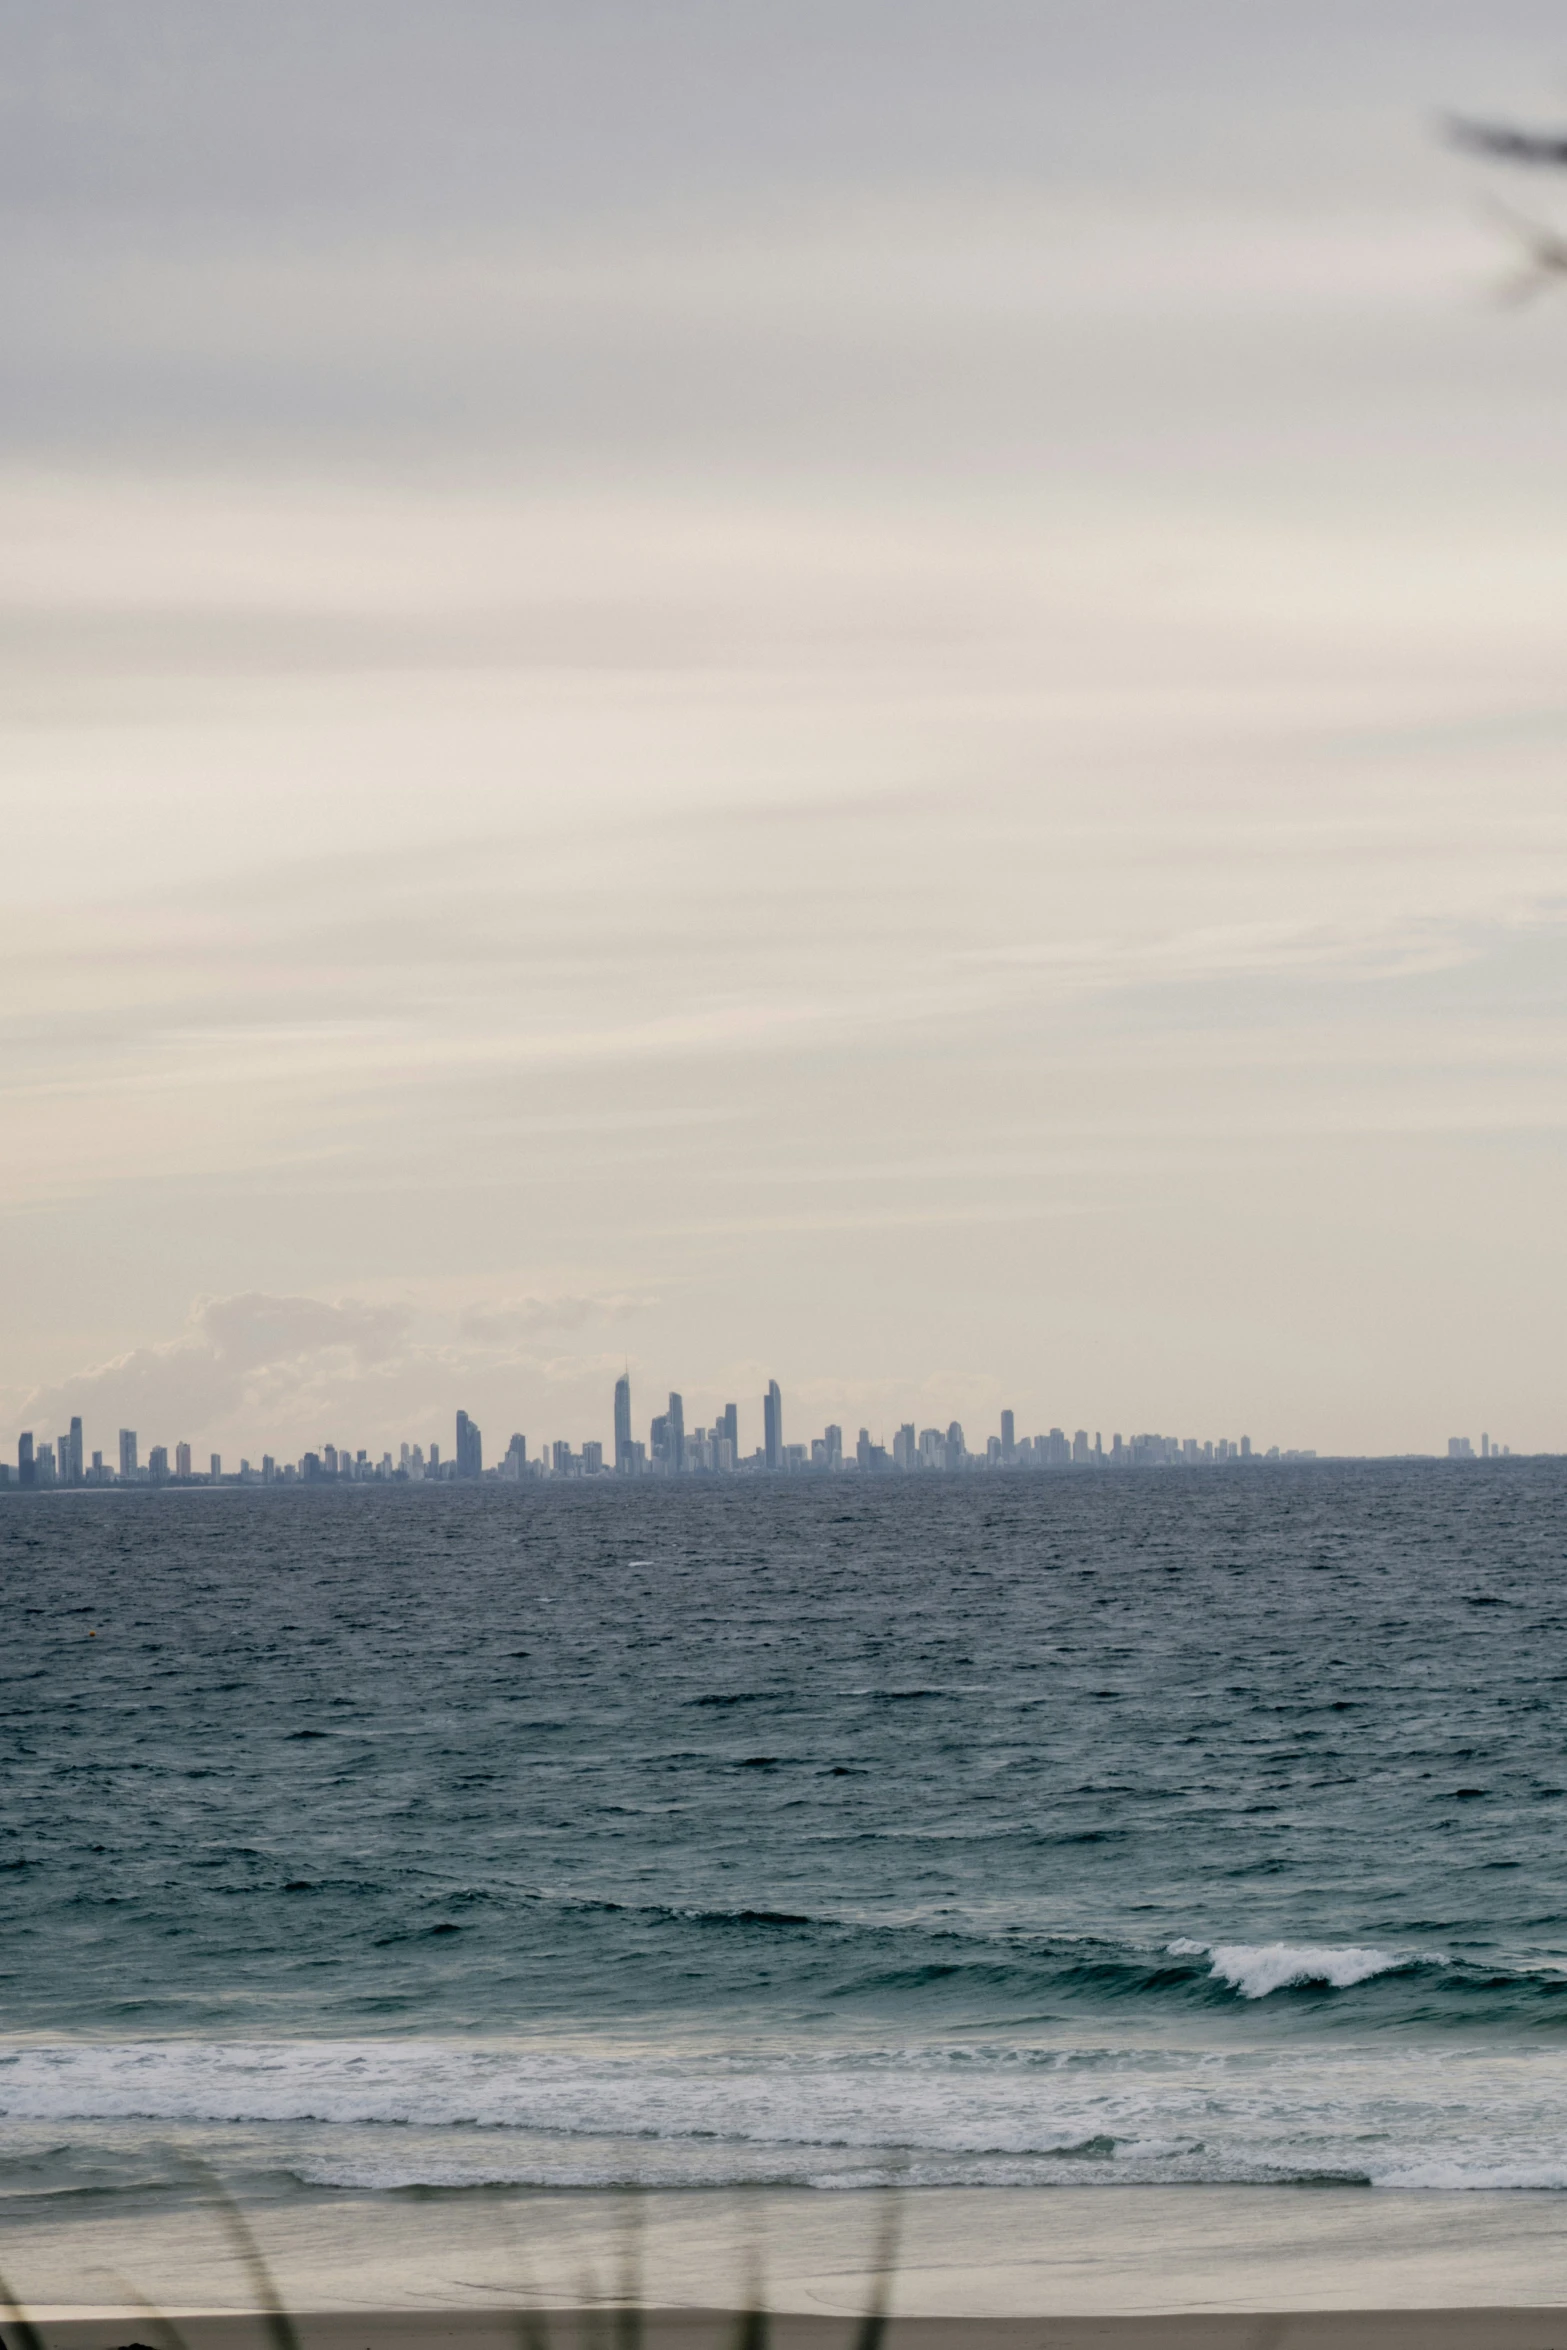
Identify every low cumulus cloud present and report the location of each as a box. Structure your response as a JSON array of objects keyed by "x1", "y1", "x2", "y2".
[
  {"x1": 16, "y1": 1289, "x2": 656, "y2": 1456},
  {"x1": 458, "y1": 1293, "x2": 654, "y2": 1346},
  {"x1": 23, "y1": 1292, "x2": 415, "y2": 1446}
]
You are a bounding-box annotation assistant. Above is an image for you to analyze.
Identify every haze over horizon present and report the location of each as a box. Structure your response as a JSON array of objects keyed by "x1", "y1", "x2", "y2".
[{"x1": 3, "y1": 1, "x2": 1565, "y2": 1460}]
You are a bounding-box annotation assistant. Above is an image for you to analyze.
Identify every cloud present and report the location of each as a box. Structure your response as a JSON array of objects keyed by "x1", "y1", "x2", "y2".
[
  {"x1": 457, "y1": 1293, "x2": 655, "y2": 1346},
  {"x1": 12, "y1": 1290, "x2": 657, "y2": 1458},
  {"x1": 21, "y1": 1292, "x2": 413, "y2": 1446}
]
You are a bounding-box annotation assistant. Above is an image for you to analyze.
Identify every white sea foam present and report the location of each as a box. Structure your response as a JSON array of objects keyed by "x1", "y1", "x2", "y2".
[
  {"x1": 4, "y1": 2031, "x2": 1567, "y2": 2195},
  {"x1": 1172, "y1": 1940, "x2": 1418, "y2": 1998}
]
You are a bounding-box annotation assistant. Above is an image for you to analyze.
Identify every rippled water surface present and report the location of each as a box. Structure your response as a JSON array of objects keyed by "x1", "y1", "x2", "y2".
[{"x1": 4, "y1": 1464, "x2": 1567, "y2": 2215}]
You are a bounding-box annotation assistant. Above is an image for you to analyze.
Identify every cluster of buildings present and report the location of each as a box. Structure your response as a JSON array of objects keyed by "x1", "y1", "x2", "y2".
[
  {"x1": 0, "y1": 1378, "x2": 1520, "y2": 1495},
  {"x1": 2, "y1": 1381, "x2": 1332, "y2": 1491}
]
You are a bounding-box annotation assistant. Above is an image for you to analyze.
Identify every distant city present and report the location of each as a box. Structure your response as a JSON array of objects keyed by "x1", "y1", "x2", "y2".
[{"x1": 0, "y1": 1375, "x2": 1518, "y2": 1488}]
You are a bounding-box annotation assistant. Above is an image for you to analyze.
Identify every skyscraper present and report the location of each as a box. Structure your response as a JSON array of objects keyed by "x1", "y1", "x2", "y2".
[
  {"x1": 455, "y1": 1410, "x2": 483, "y2": 1478},
  {"x1": 614, "y1": 1373, "x2": 633, "y2": 1472},
  {"x1": 668, "y1": 1390, "x2": 685, "y2": 1474},
  {"x1": 764, "y1": 1380, "x2": 782, "y2": 1471},
  {"x1": 119, "y1": 1428, "x2": 138, "y2": 1481},
  {"x1": 18, "y1": 1431, "x2": 34, "y2": 1489},
  {"x1": 720, "y1": 1402, "x2": 738, "y2": 1456},
  {"x1": 1000, "y1": 1410, "x2": 1015, "y2": 1462}
]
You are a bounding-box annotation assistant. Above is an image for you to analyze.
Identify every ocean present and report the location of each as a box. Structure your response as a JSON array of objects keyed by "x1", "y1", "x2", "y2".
[{"x1": 4, "y1": 1464, "x2": 1567, "y2": 2310}]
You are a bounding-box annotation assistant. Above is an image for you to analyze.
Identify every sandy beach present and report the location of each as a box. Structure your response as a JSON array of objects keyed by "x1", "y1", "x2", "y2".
[{"x1": 8, "y1": 2188, "x2": 1567, "y2": 2339}]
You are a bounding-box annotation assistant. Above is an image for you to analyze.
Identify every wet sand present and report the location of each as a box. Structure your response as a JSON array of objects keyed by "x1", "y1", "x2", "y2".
[{"x1": 21, "y1": 2310, "x2": 1567, "y2": 2350}]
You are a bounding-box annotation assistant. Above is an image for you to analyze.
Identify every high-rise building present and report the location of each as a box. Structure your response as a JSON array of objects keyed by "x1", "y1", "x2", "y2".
[
  {"x1": 650, "y1": 1412, "x2": 669, "y2": 1469},
  {"x1": 65, "y1": 1416, "x2": 84, "y2": 1486},
  {"x1": 668, "y1": 1391, "x2": 685, "y2": 1474},
  {"x1": 455, "y1": 1411, "x2": 483, "y2": 1479},
  {"x1": 175, "y1": 1442, "x2": 192, "y2": 1480},
  {"x1": 211, "y1": 1453, "x2": 222, "y2": 1481},
  {"x1": 582, "y1": 1441, "x2": 603, "y2": 1475},
  {"x1": 119, "y1": 1428, "x2": 138, "y2": 1481},
  {"x1": 764, "y1": 1380, "x2": 782, "y2": 1471},
  {"x1": 18, "y1": 1431, "x2": 35, "y2": 1488},
  {"x1": 946, "y1": 1421, "x2": 966, "y2": 1467},
  {"x1": 1001, "y1": 1410, "x2": 1015, "y2": 1461},
  {"x1": 824, "y1": 1423, "x2": 843, "y2": 1472},
  {"x1": 148, "y1": 1445, "x2": 169, "y2": 1484},
  {"x1": 719, "y1": 1403, "x2": 738, "y2": 1457},
  {"x1": 614, "y1": 1374, "x2": 633, "y2": 1472}
]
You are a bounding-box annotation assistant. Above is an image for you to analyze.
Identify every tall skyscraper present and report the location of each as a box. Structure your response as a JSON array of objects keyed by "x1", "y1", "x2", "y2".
[
  {"x1": 18, "y1": 1431, "x2": 34, "y2": 1489},
  {"x1": 764, "y1": 1380, "x2": 782, "y2": 1471},
  {"x1": 119, "y1": 1428, "x2": 138, "y2": 1481},
  {"x1": 455, "y1": 1410, "x2": 483, "y2": 1478},
  {"x1": 175, "y1": 1442, "x2": 192, "y2": 1480},
  {"x1": 668, "y1": 1390, "x2": 685, "y2": 1474},
  {"x1": 720, "y1": 1402, "x2": 738, "y2": 1455},
  {"x1": 1000, "y1": 1410, "x2": 1015, "y2": 1461},
  {"x1": 614, "y1": 1373, "x2": 633, "y2": 1472}
]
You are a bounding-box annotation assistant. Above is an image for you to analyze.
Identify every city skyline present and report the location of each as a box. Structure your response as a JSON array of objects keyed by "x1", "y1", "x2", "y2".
[{"x1": 2, "y1": 1372, "x2": 1516, "y2": 1490}]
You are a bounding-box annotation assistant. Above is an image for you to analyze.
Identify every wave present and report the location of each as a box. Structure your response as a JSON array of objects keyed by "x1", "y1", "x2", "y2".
[
  {"x1": 12, "y1": 2023, "x2": 1567, "y2": 2195},
  {"x1": 482, "y1": 1898, "x2": 1567, "y2": 2025},
  {"x1": 1166, "y1": 1940, "x2": 1433, "y2": 1999}
]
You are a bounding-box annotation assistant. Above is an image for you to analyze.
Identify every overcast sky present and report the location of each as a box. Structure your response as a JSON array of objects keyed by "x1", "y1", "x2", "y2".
[{"x1": 4, "y1": 0, "x2": 1566, "y2": 1463}]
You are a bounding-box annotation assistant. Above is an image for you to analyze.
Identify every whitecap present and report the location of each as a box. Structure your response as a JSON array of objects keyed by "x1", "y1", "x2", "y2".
[{"x1": 1204, "y1": 1942, "x2": 1410, "y2": 1998}]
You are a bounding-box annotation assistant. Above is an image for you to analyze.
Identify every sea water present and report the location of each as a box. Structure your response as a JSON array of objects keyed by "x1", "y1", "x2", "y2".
[{"x1": 4, "y1": 1465, "x2": 1567, "y2": 2307}]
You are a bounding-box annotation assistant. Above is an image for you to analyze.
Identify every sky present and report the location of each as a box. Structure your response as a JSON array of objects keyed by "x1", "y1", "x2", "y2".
[{"x1": 3, "y1": 0, "x2": 1566, "y2": 1465}]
